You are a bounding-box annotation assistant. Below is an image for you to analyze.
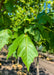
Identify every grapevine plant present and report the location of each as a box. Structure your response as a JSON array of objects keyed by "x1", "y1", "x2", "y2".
[{"x1": 0, "y1": 0, "x2": 54, "y2": 71}]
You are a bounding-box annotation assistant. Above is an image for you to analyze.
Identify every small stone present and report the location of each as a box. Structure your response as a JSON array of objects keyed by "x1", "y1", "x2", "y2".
[
  {"x1": 23, "y1": 73, "x2": 27, "y2": 75},
  {"x1": 0, "y1": 63, "x2": 2, "y2": 68},
  {"x1": 17, "y1": 71, "x2": 22, "y2": 75},
  {"x1": 12, "y1": 64, "x2": 16, "y2": 70},
  {"x1": 17, "y1": 64, "x2": 23, "y2": 70},
  {"x1": 46, "y1": 57, "x2": 50, "y2": 61}
]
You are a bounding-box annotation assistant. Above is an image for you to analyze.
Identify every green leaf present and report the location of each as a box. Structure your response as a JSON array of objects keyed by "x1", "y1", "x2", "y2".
[
  {"x1": 34, "y1": 30, "x2": 41, "y2": 41},
  {"x1": 49, "y1": 32, "x2": 54, "y2": 49},
  {"x1": 18, "y1": 34, "x2": 38, "y2": 71},
  {"x1": 7, "y1": 34, "x2": 24, "y2": 59},
  {"x1": 0, "y1": 29, "x2": 12, "y2": 50},
  {"x1": 12, "y1": 32, "x2": 18, "y2": 39},
  {"x1": 7, "y1": 37, "x2": 19, "y2": 59},
  {"x1": 4, "y1": 0, "x2": 8, "y2": 3},
  {"x1": 5, "y1": 0, "x2": 14, "y2": 12},
  {"x1": 13, "y1": 51, "x2": 17, "y2": 59}
]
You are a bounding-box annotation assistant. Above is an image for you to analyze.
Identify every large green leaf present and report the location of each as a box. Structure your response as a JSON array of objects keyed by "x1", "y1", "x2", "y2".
[
  {"x1": 18, "y1": 34, "x2": 38, "y2": 71},
  {"x1": 0, "y1": 29, "x2": 12, "y2": 50},
  {"x1": 7, "y1": 34, "x2": 24, "y2": 58}
]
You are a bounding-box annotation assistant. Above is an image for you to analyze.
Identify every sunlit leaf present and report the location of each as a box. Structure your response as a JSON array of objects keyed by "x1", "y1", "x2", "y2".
[
  {"x1": 18, "y1": 34, "x2": 38, "y2": 71},
  {"x1": 0, "y1": 29, "x2": 12, "y2": 50}
]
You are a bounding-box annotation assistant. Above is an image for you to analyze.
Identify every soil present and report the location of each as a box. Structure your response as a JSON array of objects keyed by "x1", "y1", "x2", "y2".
[{"x1": 0, "y1": 47, "x2": 54, "y2": 75}]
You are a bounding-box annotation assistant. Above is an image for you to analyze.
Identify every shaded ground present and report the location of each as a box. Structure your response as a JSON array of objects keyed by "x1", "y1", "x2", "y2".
[{"x1": 0, "y1": 47, "x2": 54, "y2": 75}]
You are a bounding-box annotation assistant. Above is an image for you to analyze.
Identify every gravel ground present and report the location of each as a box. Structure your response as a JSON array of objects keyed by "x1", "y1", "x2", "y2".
[{"x1": 0, "y1": 48, "x2": 54, "y2": 75}]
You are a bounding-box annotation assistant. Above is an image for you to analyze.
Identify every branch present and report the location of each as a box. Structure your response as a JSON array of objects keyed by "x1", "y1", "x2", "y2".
[{"x1": 0, "y1": 0, "x2": 5, "y2": 11}]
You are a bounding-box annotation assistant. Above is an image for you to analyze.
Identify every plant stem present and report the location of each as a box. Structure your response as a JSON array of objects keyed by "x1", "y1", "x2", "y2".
[
  {"x1": 36, "y1": 57, "x2": 39, "y2": 75},
  {"x1": 18, "y1": 57, "x2": 19, "y2": 64},
  {"x1": 36, "y1": 46, "x2": 39, "y2": 75}
]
